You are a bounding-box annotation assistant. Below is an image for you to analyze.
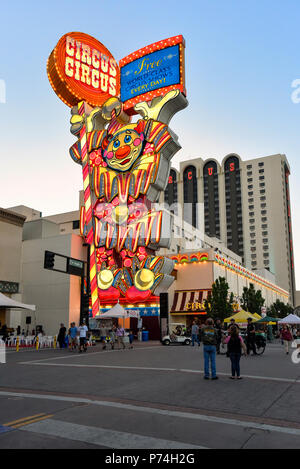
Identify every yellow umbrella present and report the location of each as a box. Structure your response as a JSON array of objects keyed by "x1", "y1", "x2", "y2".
[
  {"x1": 224, "y1": 310, "x2": 258, "y2": 323},
  {"x1": 253, "y1": 313, "x2": 262, "y2": 320}
]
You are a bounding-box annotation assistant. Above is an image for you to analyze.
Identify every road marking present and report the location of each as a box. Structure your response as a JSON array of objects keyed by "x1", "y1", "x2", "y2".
[
  {"x1": 0, "y1": 390, "x2": 300, "y2": 438},
  {"x1": 3, "y1": 413, "x2": 46, "y2": 426},
  {"x1": 18, "y1": 346, "x2": 160, "y2": 364},
  {"x1": 20, "y1": 419, "x2": 206, "y2": 449},
  {"x1": 10, "y1": 414, "x2": 54, "y2": 429},
  {"x1": 19, "y1": 361, "x2": 300, "y2": 384}
]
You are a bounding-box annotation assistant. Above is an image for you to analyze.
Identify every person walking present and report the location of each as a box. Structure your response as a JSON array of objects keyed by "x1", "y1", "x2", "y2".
[
  {"x1": 280, "y1": 325, "x2": 293, "y2": 354},
  {"x1": 200, "y1": 318, "x2": 219, "y2": 380},
  {"x1": 191, "y1": 320, "x2": 200, "y2": 347},
  {"x1": 246, "y1": 318, "x2": 257, "y2": 355},
  {"x1": 224, "y1": 326, "x2": 247, "y2": 379},
  {"x1": 99, "y1": 324, "x2": 107, "y2": 349},
  {"x1": 215, "y1": 319, "x2": 223, "y2": 354},
  {"x1": 57, "y1": 323, "x2": 66, "y2": 349},
  {"x1": 78, "y1": 321, "x2": 88, "y2": 353},
  {"x1": 116, "y1": 325, "x2": 126, "y2": 350},
  {"x1": 68, "y1": 322, "x2": 78, "y2": 351}
]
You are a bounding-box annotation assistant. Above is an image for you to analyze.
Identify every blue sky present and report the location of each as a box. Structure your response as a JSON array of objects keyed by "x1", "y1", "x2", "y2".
[{"x1": 1, "y1": 0, "x2": 300, "y2": 288}]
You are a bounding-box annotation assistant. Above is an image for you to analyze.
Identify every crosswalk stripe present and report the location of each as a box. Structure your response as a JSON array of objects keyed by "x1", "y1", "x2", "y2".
[{"x1": 20, "y1": 419, "x2": 207, "y2": 449}]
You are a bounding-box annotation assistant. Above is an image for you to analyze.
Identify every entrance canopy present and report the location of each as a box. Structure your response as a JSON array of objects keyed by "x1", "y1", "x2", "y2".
[
  {"x1": 170, "y1": 290, "x2": 211, "y2": 315},
  {"x1": 0, "y1": 292, "x2": 36, "y2": 311},
  {"x1": 278, "y1": 314, "x2": 300, "y2": 324}
]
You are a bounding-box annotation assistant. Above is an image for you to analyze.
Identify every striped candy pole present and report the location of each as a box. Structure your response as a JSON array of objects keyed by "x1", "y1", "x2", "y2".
[{"x1": 78, "y1": 101, "x2": 99, "y2": 318}]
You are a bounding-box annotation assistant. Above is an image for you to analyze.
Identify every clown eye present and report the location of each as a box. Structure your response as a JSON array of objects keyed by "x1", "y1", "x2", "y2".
[
  {"x1": 113, "y1": 139, "x2": 120, "y2": 149},
  {"x1": 124, "y1": 135, "x2": 132, "y2": 144}
]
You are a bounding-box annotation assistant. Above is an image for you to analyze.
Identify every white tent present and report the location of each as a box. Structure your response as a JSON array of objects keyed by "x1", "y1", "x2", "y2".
[
  {"x1": 97, "y1": 303, "x2": 140, "y2": 319},
  {"x1": 0, "y1": 292, "x2": 36, "y2": 311},
  {"x1": 98, "y1": 303, "x2": 126, "y2": 318},
  {"x1": 278, "y1": 314, "x2": 300, "y2": 324}
]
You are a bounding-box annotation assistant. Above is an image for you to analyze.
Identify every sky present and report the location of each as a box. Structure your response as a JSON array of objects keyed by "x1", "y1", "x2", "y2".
[{"x1": 1, "y1": 0, "x2": 300, "y2": 288}]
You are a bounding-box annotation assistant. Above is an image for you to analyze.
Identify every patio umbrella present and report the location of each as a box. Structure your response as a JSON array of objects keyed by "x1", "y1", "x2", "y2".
[
  {"x1": 224, "y1": 310, "x2": 258, "y2": 323},
  {"x1": 256, "y1": 315, "x2": 279, "y2": 324},
  {"x1": 278, "y1": 314, "x2": 300, "y2": 324}
]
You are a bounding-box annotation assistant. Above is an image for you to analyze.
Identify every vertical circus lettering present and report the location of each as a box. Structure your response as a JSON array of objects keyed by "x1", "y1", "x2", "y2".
[
  {"x1": 168, "y1": 176, "x2": 173, "y2": 184},
  {"x1": 229, "y1": 162, "x2": 235, "y2": 172},
  {"x1": 188, "y1": 171, "x2": 192, "y2": 180},
  {"x1": 208, "y1": 167, "x2": 213, "y2": 176}
]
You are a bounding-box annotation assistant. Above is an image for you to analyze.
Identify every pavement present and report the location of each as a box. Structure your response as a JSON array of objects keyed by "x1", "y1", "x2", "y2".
[{"x1": 0, "y1": 339, "x2": 300, "y2": 449}]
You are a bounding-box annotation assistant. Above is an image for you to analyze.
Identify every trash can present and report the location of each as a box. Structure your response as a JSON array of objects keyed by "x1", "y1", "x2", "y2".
[{"x1": 142, "y1": 330, "x2": 149, "y2": 342}]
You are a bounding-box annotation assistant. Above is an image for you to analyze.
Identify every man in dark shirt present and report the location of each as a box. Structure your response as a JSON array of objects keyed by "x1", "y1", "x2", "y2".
[{"x1": 246, "y1": 318, "x2": 257, "y2": 355}]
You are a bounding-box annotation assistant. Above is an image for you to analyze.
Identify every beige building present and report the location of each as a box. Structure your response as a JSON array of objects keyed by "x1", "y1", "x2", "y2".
[
  {"x1": 161, "y1": 153, "x2": 295, "y2": 305},
  {"x1": 0, "y1": 207, "x2": 27, "y2": 327}
]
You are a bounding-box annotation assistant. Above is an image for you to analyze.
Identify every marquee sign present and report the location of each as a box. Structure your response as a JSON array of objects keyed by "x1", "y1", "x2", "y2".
[
  {"x1": 47, "y1": 33, "x2": 188, "y2": 317},
  {"x1": 47, "y1": 32, "x2": 120, "y2": 108},
  {"x1": 120, "y1": 35, "x2": 185, "y2": 111}
]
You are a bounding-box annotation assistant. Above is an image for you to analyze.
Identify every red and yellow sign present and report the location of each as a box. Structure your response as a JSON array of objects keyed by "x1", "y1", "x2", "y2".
[{"x1": 47, "y1": 32, "x2": 120, "y2": 107}]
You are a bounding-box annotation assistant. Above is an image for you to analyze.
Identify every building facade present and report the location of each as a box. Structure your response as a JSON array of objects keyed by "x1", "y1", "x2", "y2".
[{"x1": 161, "y1": 153, "x2": 296, "y2": 305}]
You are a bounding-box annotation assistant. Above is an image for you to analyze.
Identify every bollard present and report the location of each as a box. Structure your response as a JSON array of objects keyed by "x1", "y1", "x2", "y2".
[
  {"x1": 54, "y1": 335, "x2": 57, "y2": 349},
  {"x1": 36, "y1": 336, "x2": 39, "y2": 350},
  {"x1": 16, "y1": 337, "x2": 19, "y2": 352}
]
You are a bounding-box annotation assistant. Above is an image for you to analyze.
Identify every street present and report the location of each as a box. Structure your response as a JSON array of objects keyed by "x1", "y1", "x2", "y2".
[{"x1": 0, "y1": 340, "x2": 300, "y2": 449}]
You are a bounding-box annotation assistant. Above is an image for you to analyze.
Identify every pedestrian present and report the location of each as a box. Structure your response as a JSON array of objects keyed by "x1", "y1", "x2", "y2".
[
  {"x1": 200, "y1": 318, "x2": 219, "y2": 380},
  {"x1": 128, "y1": 329, "x2": 134, "y2": 349},
  {"x1": 17, "y1": 325, "x2": 21, "y2": 336},
  {"x1": 224, "y1": 326, "x2": 247, "y2": 379},
  {"x1": 116, "y1": 325, "x2": 126, "y2": 350},
  {"x1": 246, "y1": 318, "x2": 257, "y2": 355},
  {"x1": 78, "y1": 321, "x2": 88, "y2": 353},
  {"x1": 68, "y1": 322, "x2": 78, "y2": 351},
  {"x1": 215, "y1": 319, "x2": 223, "y2": 354},
  {"x1": 296, "y1": 329, "x2": 300, "y2": 349},
  {"x1": 191, "y1": 320, "x2": 200, "y2": 347},
  {"x1": 99, "y1": 324, "x2": 107, "y2": 349},
  {"x1": 228, "y1": 318, "x2": 240, "y2": 333},
  {"x1": 280, "y1": 325, "x2": 293, "y2": 354},
  {"x1": 57, "y1": 323, "x2": 66, "y2": 349}
]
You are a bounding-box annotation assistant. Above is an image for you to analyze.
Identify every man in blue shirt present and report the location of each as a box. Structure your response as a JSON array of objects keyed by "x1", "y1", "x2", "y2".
[{"x1": 68, "y1": 322, "x2": 78, "y2": 351}]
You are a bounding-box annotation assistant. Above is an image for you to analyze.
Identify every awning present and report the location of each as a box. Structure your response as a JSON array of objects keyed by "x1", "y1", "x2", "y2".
[
  {"x1": 170, "y1": 290, "x2": 211, "y2": 314},
  {"x1": 0, "y1": 292, "x2": 36, "y2": 311}
]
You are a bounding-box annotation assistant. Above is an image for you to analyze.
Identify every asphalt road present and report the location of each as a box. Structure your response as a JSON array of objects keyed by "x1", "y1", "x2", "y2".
[{"x1": 0, "y1": 340, "x2": 300, "y2": 449}]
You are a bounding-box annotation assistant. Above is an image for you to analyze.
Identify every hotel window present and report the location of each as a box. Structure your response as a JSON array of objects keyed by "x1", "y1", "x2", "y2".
[
  {"x1": 251, "y1": 254, "x2": 257, "y2": 259},
  {"x1": 250, "y1": 226, "x2": 255, "y2": 231},
  {"x1": 250, "y1": 240, "x2": 256, "y2": 245},
  {"x1": 259, "y1": 176, "x2": 265, "y2": 180},
  {"x1": 263, "y1": 245, "x2": 268, "y2": 251},
  {"x1": 261, "y1": 210, "x2": 267, "y2": 215},
  {"x1": 248, "y1": 185, "x2": 253, "y2": 190},
  {"x1": 247, "y1": 171, "x2": 252, "y2": 176},
  {"x1": 260, "y1": 183, "x2": 265, "y2": 188},
  {"x1": 247, "y1": 178, "x2": 253, "y2": 183},
  {"x1": 249, "y1": 205, "x2": 254, "y2": 210},
  {"x1": 248, "y1": 192, "x2": 253, "y2": 196},
  {"x1": 249, "y1": 219, "x2": 255, "y2": 224},
  {"x1": 247, "y1": 164, "x2": 252, "y2": 169},
  {"x1": 259, "y1": 169, "x2": 264, "y2": 174},
  {"x1": 262, "y1": 232, "x2": 268, "y2": 236},
  {"x1": 262, "y1": 217, "x2": 267, "y2": 222},
  {"x1": 258, "y1": 162, "x2": 264, "y2": 167},
  {"x1": 262, "y1": 224, "x2": 268, "y2": 229},
  {"x1": 260, "y1": 196, "x2": 266, "y2": 201},
  {"x1": 72, "y1": 220, "x2": 80, "y2": 229},
  {"x1": 249, "y1": 211, "x2": 254, "y2": 216},
  {"x1": 261, "y1": 203, "x2": 266, "y2": 208},
  {"x1": 263, "y1": 253, "x2": 269, "y2": 258},
  {"x1": 260, "y1": 189, "x2": 265, "y2": 194},
  {"x1": 248, "y1": 198, "x2": 253, "y2": 203},
  {"x1": 264, "y1": 260, "x2": 269, "y2": 266},
  {"x1": 263, "y1": 238, "x2": 268, "y2": 243},
  {"x1": 251, "y1": 247, "x2": 256, "y2": 252},
  {"x1": 250, "y1": 233, "x2": 255, "y2": 238}
]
